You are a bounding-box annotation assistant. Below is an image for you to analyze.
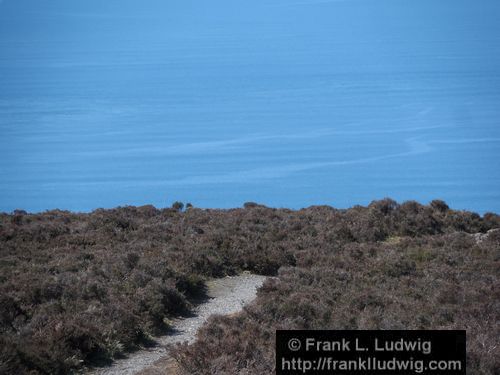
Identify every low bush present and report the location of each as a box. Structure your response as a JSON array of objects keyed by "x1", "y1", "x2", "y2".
[{"x1": 0, "y1": 200, "x2": 498, "y2": 373}]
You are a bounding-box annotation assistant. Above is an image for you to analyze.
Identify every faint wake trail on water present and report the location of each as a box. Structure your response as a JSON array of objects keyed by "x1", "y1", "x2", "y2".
[{"x1": 31, "y1": 136, "x2": 499, "y2": 189}]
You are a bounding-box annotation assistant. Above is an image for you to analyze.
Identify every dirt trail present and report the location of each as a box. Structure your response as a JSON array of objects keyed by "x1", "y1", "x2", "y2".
[{"x1": 87, "y1": 273, "x2": 267, "y2": 375}]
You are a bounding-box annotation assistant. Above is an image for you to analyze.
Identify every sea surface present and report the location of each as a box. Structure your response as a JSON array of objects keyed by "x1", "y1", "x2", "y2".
[{"x1": 1, "y1": 0, "x2": 499, "y2": 213}]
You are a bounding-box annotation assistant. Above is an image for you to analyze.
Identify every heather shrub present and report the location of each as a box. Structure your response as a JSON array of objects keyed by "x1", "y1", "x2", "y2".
[
  {"x1": 170, "y1": 206, "x2": 499, "y2": 375},
  {"x1": 0, "y1": 200, "x2": 498, "y2": 373}
]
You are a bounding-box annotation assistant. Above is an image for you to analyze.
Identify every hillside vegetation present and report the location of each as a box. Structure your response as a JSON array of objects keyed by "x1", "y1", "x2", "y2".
[{"x1": 0, "y1": 199, "x2": 499, "y2": 374}]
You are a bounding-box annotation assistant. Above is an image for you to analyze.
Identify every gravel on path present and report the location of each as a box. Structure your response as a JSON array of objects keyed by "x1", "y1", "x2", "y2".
[{"x1": 86, "y1": 273, "x2": 267, "y2": 375}]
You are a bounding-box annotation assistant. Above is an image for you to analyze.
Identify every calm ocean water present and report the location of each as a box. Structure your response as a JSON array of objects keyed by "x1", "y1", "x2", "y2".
[{"x1": 1, "y1": 0, "x2": 499, "y2": 213}]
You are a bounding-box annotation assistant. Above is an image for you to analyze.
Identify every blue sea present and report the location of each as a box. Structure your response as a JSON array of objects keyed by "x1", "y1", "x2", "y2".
[{"x1": 1, "y1": 0, "x2": 499, "y2": 213}]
